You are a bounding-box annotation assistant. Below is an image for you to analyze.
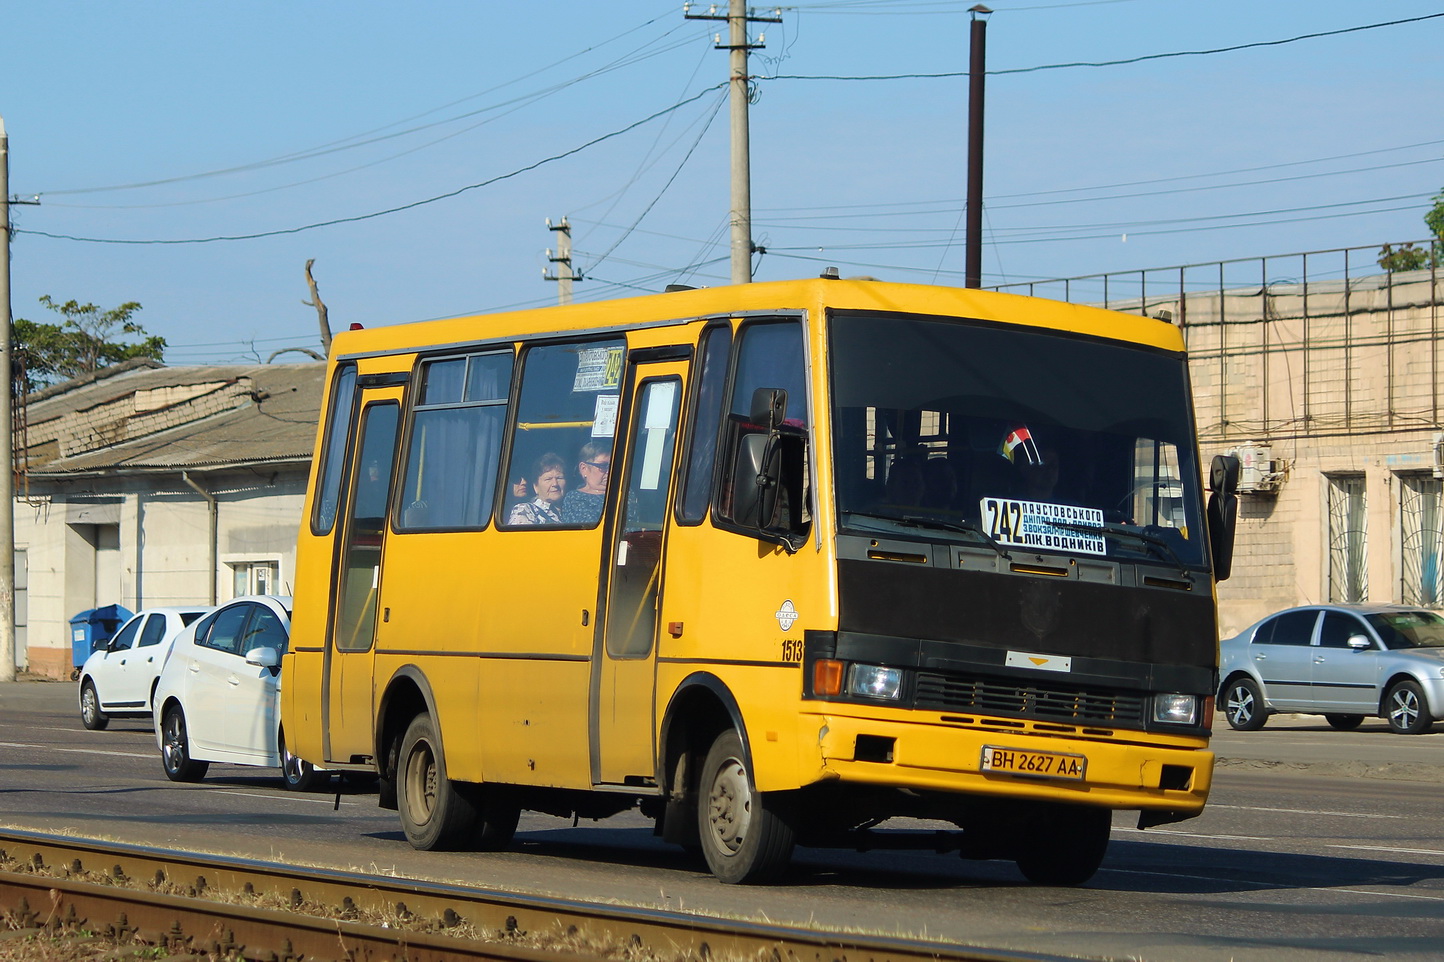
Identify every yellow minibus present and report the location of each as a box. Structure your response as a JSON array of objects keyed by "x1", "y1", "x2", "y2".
[{"x1": 282, "y1": 276, "x2": 1238, "y2": 885}]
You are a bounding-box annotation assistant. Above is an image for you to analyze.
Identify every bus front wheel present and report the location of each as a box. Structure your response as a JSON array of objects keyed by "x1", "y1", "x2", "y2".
[
  {"x1": 397, "y1": 714, "x2": 518, "y2": 851},
  {"x1": 697, "y1": 729, "x2": 795, "y2": 884}
]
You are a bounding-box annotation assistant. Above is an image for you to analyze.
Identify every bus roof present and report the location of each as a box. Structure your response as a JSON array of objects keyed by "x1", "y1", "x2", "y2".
[{"x1": 329, "y1": 277, "x2": 1186, "y2": 361}]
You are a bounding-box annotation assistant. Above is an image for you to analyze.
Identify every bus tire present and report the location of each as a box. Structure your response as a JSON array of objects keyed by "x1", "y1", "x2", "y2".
[
  {"x1": 697, "y1": 729, "x2": 795, "y2": 884},
  {"x1": 1015, "y1": 803, "x2": 1110, "y2": 885},
  {"x1": 398, "y1": 714, "x2": 478, "y2": 850}
]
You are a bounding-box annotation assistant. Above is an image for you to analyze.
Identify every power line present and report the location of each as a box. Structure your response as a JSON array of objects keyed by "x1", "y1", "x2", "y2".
[
  {"x1": 13, "y1": 85, "x2": 727, "y2": 246},
  {"x1": 759, "y1": 12, "x2": 1444, "y2": 81},
  {"x1": 35, "y1": 12, "x2": 697, "y2": 198}
]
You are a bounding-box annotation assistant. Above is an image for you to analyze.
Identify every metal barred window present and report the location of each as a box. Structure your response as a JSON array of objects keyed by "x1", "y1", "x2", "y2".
[
  {"x1": 1327, "y1": 475, "x2": 1367, "y2": 603},
  {"x1": 1400, "y1": 474, "x2": 1444, "y2": 607}
]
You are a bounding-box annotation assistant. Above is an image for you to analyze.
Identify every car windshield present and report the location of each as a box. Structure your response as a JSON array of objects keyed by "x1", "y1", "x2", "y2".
[
  {"x1": 829, "y1": 311, "x2": 1207, "y2": 567},
  {"x1": 1366, "y1": 610, "x2": 1444, "y2": 649}
]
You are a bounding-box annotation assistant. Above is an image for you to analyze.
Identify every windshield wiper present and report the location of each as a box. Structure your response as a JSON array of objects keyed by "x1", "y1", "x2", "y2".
[
  {"x1": 1049, "y1": 520, "x2": 1190, "y2": 576},
  {"x1": 843, "y1": 510, "x2": 1011, "y2": 559}
]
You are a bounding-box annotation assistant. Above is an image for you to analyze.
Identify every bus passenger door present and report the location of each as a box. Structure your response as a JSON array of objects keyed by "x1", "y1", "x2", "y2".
[
  {"x1": 323, "y1": 393, "x2": 402, "y2": 765},
  {"x1": 593, "y1": 362, "x2": 685, "y2": 786}
]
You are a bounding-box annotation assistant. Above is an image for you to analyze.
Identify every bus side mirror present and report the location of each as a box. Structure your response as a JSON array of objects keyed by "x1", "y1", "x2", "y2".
[
  {"x1": 733, "y1": 430, "x2": 783, "y2": 529},
  {"x1": 731, "y1": 388, "x2": 788, "y2": 532},
  {"x1": 750, "y1": 387, "x2": 786, "y2": 432},
  {"x1": 1207, "y1": 454, "x2": 1240, "y2": 582}
]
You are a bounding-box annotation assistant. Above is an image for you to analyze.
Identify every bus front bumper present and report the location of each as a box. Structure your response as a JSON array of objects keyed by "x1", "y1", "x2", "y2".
[{"x1": 810, "y1": 710, "x2": 1213, "y2": 821}]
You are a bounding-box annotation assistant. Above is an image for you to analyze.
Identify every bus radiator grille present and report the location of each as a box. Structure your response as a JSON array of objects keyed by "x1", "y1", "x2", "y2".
[{"x1": 913, "y1": 673, "x2": 1147, "y2": 727}]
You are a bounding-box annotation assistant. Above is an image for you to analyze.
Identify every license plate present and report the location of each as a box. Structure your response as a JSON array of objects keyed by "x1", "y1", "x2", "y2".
[{"x1": 980, "y1": 745, "x2": 1087, "y2": 780}]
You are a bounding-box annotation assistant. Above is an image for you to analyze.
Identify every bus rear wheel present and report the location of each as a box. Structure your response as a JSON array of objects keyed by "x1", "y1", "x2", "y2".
[
  {"x1": 697, "y1": 729, "x2": 795, "y2": 884},
  {"x1": 1014, "y1": 803, "x2": 1111, "y2": 885},
  {"x1": 397, "y1": 714, "x2": 518, "y2": 851}
]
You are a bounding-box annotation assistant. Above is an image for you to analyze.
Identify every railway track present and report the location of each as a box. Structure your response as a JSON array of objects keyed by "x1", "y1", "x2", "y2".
[{"x1": 0, "y1": 828, "x2": 1067, "y2": 962}]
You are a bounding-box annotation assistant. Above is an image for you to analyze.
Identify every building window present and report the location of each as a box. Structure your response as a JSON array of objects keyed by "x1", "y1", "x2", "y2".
[
  {"x1": 1400, "y1": 474, "x2": 1443, "y2": 607},
  {"x1": 230, "y1": 560, "x2": 279, "y2": 598},
  {"x1": 1327, "y1": 475, "x2": 1367, "y2": 603}
]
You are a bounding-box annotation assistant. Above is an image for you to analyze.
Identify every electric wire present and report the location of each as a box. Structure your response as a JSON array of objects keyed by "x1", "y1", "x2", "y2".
[
  {"x1": 36, "y1": 10, "x2": 696, "y2": 198},
  {"x1": 759, "y1": 12, "x2": 1444, "y2": 80},
  {"x1": 13, "y1": 85, "x2": 728, "y2": 246}
]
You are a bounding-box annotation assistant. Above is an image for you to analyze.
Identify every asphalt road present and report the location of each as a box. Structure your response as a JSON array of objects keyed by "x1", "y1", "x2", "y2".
[{"x1": 2, "y1": 678, "x2": 1442, "y2": 962}]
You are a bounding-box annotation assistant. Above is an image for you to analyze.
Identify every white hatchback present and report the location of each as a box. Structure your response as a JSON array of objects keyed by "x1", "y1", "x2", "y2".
[
  {"x1": 78, "y1": 606, "x2": 212, "y2": 730},
  {"x1": 152, "y1": 594, "x2": 327, "y2": 791}
]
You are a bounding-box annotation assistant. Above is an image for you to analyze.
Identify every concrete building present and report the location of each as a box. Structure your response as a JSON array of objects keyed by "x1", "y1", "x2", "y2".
[
  {"x1": 12, "y1": 359, "x2": 325, "y2": 678},
  {"x1": 1116, "y1": 264, "x2": 1444, "y2": 638}
]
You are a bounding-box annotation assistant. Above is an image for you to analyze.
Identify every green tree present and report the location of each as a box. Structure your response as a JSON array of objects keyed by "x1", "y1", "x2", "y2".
[
  {"x1": 1378, "y1": 187, "x2": 1444, "y2": 271},
  {"x1": 12, "y1": 296, "x2": 166, "y2": 393}
]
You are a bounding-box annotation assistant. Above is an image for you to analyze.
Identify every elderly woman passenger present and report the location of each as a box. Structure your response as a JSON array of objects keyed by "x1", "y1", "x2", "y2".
[{"x1": 507, "y1": 452, "x2": 567, "y2": 525}]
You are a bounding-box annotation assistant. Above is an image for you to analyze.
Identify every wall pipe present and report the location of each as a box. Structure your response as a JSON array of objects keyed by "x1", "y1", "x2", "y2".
[{"x1": 182, "y1": 472, "x2": 218, "y2": 605}]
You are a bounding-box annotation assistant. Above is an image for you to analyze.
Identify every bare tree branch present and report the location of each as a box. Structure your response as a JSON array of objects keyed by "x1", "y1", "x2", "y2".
[
  {"x1": 267, "y1": 346, "x2": 326, "y2": 363},
  {"x1": 303, "y1": 258, "x2": 333, "y2": 355}
]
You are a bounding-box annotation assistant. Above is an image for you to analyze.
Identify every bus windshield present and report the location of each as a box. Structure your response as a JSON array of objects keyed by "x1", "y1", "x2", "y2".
[{"x1": 829, "y1": 311, "x2": 1208, "y2": 569}]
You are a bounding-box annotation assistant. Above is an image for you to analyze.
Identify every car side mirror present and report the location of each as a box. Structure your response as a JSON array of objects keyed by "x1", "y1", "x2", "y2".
[
  {"x1": 1347, "y1": 634, "x2": 1372, "y2": 651},
  {"x1": 245, "y1": 647, "x2": 280, "y2": 669},
  {"x1": 93, "y1": 639, "x2": 110, "y2": 653}
]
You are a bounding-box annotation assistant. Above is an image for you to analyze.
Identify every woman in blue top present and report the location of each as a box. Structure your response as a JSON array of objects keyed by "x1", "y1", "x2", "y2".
[{"x1": 560, "y1": 442, "x2": 611, "y2": 524}]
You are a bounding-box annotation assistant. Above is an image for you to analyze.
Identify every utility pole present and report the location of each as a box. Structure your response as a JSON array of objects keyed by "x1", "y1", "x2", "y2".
[
  {"x1": 543, "y1": 217, "x2": 582, "y2": 306},
  {"x1": 0, "y1": 114, "x2": 16, "y2": 680},
  {"x1": 686, "y1": 1, "x2": 781, "y2": 285},
  {"x1": 965, "y1": 5, "x2": 991, "y2": 289}
]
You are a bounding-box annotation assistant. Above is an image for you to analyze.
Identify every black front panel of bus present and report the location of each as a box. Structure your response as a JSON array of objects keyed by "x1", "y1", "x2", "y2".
[{"x1": 836, "y1": 558, "x2": 1215, "y2": 675}]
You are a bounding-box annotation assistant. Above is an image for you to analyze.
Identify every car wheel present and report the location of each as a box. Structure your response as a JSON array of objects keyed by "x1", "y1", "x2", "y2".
[
  {"x1": 1223, "y1": 677, "x2": 1267, "y2": 731},
  {"x1": 160, "y1": 707, "x2": 209, "y2": 782},
  {"x1": 696, "y1": 729, "x2": 796, "y2": 884},
  {"x1": 1324, "y1": 713, "x2": 1365, "y2": 731},
  {"x1": 1015, "y1": 803, "x2": 1111, "y2": 885},
  {"x1": 79, "y1": 680, "x2": 109, "y2": 731},
  {"x1": 279, "y1": 731, "x2": 330, "y2": 792},
  {"x1": 397, "y1": 714, "x2": 518, "y2": 851},
  {"x1": 1385, "y1": 680, "x2": 1433, "y2": 735}
]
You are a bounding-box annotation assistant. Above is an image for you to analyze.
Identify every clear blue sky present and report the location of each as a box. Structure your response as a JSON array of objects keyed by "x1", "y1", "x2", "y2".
[{"x1": 3, "y1": 1, "x2": 1441, "y2": 365}]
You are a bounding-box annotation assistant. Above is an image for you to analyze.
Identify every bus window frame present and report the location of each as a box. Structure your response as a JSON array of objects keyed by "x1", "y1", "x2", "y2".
[
  {"x1": 674, "y1": 320, "x2": 733, "y2": 527},
  {"x1": 707, "y1": 314, "x2": 815, "y2": 549},
  {"x1": 497, "y1": 333, "x2": 628, "y2": 532},
  {"x1": 393, "y1": 346, "x2": 517, "y2": 534},
  {"x1": 311, "y1": 363, "x2": 359, "y2": 537}
]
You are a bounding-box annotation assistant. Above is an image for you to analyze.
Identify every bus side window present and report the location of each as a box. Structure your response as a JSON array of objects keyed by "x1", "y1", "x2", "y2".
[
  {"x1": 312, "y1": 364, "x2": 358, "y2": 535},
  {"x1": 501, "y1": 338, "x2": 625, "y2": 529},
  {"x1": 715, "y1": 320, "x2": 811, "y2": 545},
  {"x1": 398, "y1": 352, "x2": 513, "y2": 530},
  {"x1": 677, "y1": 323, "x2": 731, "y2": 523}
]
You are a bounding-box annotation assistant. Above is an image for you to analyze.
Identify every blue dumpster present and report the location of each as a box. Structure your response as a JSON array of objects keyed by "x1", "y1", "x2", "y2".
[{"x1": 69, "y1": 605, "x2": 134, "y2": 675}]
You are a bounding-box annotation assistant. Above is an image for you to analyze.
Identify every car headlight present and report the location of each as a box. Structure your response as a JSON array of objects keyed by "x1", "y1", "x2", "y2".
[
  {"x1": 1153, "y1": 693, "x2": 1199, "y2": 725},
  {"x1": 847, "y1": 664, "x2": 903, "y2": 700}
]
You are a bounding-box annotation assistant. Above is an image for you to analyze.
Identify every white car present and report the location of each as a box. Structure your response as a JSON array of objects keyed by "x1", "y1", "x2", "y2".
[
  {"x1": 78, "y1": 606, "x2": 211, "y2": 730},
  {"x1": 152, "y1": 595, "x2": 328, "y2": 790}
]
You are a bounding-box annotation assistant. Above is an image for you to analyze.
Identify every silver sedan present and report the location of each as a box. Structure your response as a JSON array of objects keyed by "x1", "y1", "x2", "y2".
[{"x1": 1218, "y1": 603, "x2": 1444, "y2": 734}]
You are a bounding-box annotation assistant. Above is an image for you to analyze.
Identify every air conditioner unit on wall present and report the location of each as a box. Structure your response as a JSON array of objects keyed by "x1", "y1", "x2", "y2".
[
  {"x1": 1433, "y1": 432, "x2": 1444, "y2": 479},
  {"x1": 1227, "y1": 442, "x2": 1288, "y2": 494}
]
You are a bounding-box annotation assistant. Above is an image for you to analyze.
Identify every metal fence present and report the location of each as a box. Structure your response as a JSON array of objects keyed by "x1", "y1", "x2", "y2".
[{"x1": 989, "y1": 240, "x2": 1441, "y2": 326}]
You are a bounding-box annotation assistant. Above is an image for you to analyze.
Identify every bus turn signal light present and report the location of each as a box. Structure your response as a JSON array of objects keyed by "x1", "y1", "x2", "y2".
[{"x1": 813, "y1": 659, "x2": 844, "y2": 696}]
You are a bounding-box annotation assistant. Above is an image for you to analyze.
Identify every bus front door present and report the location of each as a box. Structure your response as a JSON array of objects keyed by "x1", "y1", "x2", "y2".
[
  {"x1": 323, "y1": 394, "x2": 401, "y2": 766},
  {"x1": 593, "y1": 363, "x2": 685, "y2": 786}
]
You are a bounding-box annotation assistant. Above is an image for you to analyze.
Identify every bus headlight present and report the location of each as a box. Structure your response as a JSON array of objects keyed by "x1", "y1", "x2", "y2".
[
  {"x1": 847, "y1": 664, "x2": 902, "y2": 700},
  {"x1": 1152, "y1": 693, "x2": 1199, "y2": 725}
]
